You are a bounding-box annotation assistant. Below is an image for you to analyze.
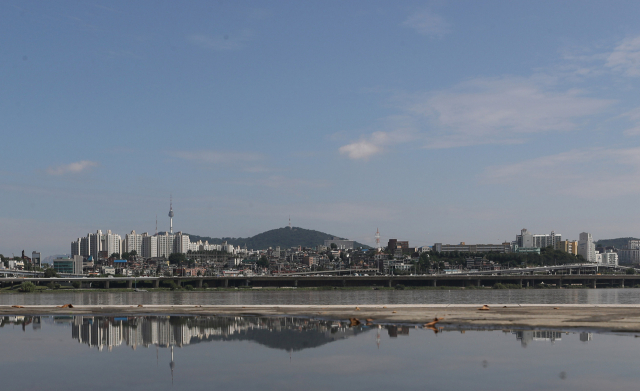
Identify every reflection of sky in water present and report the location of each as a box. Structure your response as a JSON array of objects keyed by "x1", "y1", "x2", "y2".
[
  {"x1": 3, "y1": 288, "x2": 640, "y2": 306},
  {"x1": 1, "y1": 316, "x2": 640, "y2": 390}
]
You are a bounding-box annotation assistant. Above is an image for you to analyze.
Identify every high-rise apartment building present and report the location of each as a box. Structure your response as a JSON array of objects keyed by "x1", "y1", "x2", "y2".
[
  {"x1": 578, "y1": 232, "x2": 596, "y2": 263},
  {"x1": 175, "y1": 232, "x2": 190, "y2": 254},
  {"x1": 88, "y1": 230, "x2": 103, "y2": 259},
  {"x1": 142, "y1": 233, "x2": 158, "y2": 258},
  {"x1": 124, "y1": 230, "x2": 143, "y2": 255},
  {"x1": 103, "y1": 230, "x2": 122, "y2": 257},
  {"x1": 156, "y1": 232, "x2": 175, "y2": 258}
]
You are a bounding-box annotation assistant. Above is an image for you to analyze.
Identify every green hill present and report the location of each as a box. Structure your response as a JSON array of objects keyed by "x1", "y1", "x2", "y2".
[
  {"x1": 595, "y1": 237, "x2": 638, "y2": 249},
  {"x1": 187, "y1": 227, "x2": 369, "y2": 250}
]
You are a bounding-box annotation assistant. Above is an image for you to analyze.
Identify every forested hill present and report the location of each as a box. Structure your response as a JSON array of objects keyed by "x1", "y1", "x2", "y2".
[
  {"x1": 187, "y1": 227, "x2": 369, "y2": 250},
  {"x1": 595, "y1": 237, "x2": 639, "y2": 249}
]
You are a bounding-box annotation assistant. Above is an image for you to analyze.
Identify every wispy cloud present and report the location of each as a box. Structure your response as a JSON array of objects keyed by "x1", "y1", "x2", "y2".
[
  {"x1": 339, "y1": 76, "x2": 612, "y2": 155},
  {"x1": 188, "y1": 30, "x2": 252, "y2": 51},
  {"x1": 482, "y1": 147, "x2": 640, "y2": 198},
  {"x1": 416, "y1": 77, "x2": 612, "y2": 148},
  {"x1": 606, "y1": 36, "x2": 640, "y2": 77},
  {"x1": 171, "y1": 150, "x2": 262, "y2": 164},
  {"x1": 402, "y1": 10, "x2": 450, "y2": 38},
  {"x1": 620, "y1": 106, "x2": 640, "y2": 135},
  {"x1": 170, "y1": 150, "x2": 267, "y2": 172},
  {"x1": 46, "y1": 161, "x2": 98, "y2": 175}
]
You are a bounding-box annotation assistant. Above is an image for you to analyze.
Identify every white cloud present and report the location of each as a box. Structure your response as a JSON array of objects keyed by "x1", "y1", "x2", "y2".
[
  {"x1": 188, "y1": 31, "x2": 252, "y2": 51},
  {"x1": 339, "y1": 139, "x2": 382, "y2": 160},
  {"x1": 46, "y1": 160, "x2": 98, "y2": 175},
  {"x1": 606, "y1": 36, "x2": 640, "y2": 76},
  {"x1": 339, "y1": 129, "x2": 416, "y2": 160},
  {"x1": 482, "y1": 147, "x2": 640, "y2": 198},
  {"x1": 402, "y1": 10, "x2": 450, "y2": 38}
]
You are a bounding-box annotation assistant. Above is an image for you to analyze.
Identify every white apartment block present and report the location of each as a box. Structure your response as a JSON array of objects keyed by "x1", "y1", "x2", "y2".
[
  {"x1": 124, "y1": 230, "x2": 143, "y2": 255},
  {"x1": 578, "y1": 232, "x2": 596, "y2": 263},
  {"x1": 104, "y1": 230, "x2": 122, "y2": 257},
  {"x1": 142, "y1": 234, "x2": 158, "y2": 258},
  {"x1": 175, "y1": 232, "x2": 190, "y2": 254},
  {"x1": 516, "y1": 229, "x2": 561, "y2": 249},
  {"x1": 597, "y1": 251, "x2": 618, "y2": 267}
]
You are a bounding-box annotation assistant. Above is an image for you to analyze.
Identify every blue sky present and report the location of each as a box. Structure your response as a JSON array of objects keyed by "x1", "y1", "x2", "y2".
[{"x1": 3, "y1": 1, "x2": 640, "y2": 256}]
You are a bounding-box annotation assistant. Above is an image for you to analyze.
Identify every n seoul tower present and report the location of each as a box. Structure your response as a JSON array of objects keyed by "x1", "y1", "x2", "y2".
[{"x1": 168, "y1": 195, "x2": 174, "y2": 234}]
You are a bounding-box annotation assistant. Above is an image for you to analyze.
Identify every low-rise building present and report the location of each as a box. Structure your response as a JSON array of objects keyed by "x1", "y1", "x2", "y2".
[{"x1": 434, "y1": 242, "x2": 511, "y2": 253}]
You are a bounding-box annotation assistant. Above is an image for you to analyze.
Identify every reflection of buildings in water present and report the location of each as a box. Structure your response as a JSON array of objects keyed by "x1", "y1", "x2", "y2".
[
  {"x1": 514, "y1": 331, "x2": 563, "y2": 347},
  {"x1": 580, "y1": 332, "x2": 593, "y2": 342},
  {"x1": 386, "y1": 325, "x2": 411, "y2": 338},
  {"x1": 65, "y1": 316, "x2": 374, "y2": 352}
]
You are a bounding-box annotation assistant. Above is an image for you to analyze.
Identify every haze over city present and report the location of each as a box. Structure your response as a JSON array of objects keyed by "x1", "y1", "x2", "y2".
[{"x1": 4, "y1": 1, "x2": 640, "y2": 256}]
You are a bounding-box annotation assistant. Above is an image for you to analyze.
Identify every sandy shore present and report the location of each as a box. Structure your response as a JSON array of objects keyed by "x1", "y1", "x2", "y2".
[{"x1": 5, "y1": 304, "x2": 640, "y2": 332}]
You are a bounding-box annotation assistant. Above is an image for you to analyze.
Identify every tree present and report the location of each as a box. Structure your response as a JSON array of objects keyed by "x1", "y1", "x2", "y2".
[
  {"x1": 169, "y1": 253, "x2": 186, "y2": 266},
  {"x1": 130, "y1": 250, "x2": 137, "y2": 256},
  {"x1": 72, "y1": 281, "x2": 81, "y2": 289},
  {"x1": 121, "y1": 252, "x2": 130, "y2": 261},
  {"x1": 257, "y1": 256, "x2": 269, "y2": 268},
  {"x1": 20, "y1": 281, "x2": 36, "y2": 292},
  {"x1": 330, "y1": 243, "x2": 338, "y2": 250},
  {"x1": 44, "y1": 268, "x2": 59, "y2": 278},
  {"x1": 110, "y1": 253, "x2": 120, "y2": 259},
  {"x1": 626, "y1": 268, "x2": 636, "y2": 275}
]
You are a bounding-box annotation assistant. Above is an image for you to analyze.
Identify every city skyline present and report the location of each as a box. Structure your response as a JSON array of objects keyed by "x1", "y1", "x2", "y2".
[{"x1": 4, "y1": 2, "x2": 640, "y2": 256}]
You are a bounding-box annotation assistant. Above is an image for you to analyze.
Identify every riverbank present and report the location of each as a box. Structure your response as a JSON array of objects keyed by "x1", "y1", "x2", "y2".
[{"x1": 5, "y1": 304, "x2": 640, "y2": 332}]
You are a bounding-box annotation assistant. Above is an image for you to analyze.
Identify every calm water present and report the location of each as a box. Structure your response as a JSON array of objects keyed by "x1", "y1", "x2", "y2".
[
  {"x1": 0, "y1": 288, "x2": 639, "y2": 306},
  {"x1": 1, "y1": 314, "x2": 639, "y2": 391}
]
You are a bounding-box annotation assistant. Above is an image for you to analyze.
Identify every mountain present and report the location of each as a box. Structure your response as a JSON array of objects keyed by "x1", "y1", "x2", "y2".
[
  {"x1": 595, "y1": 237, "x2": 638, "y2": 249},
  {"x1": 186, "y1": 226, "x2": 370, "y2": 250}
]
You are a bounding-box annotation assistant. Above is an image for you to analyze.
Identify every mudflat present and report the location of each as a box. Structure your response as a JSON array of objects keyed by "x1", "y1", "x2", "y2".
[{"x1": 4, "y1": 304, "x2": 640, "y2": 332}]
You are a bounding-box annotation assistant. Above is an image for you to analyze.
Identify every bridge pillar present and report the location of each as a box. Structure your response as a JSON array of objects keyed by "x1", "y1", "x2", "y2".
[
  {"x1": 526, "y1": 280, "x2": 529, "y2": 288},
  {"x1": 477, "y1": 279, "x2": 481, "y2": 287},
  {"x1": 197, "y1": 279, "x2": 203, "y2": 288},
  {"x1": 224, "y1": 279, "x2": 228, "y2": 288},
  {"x1": 342, "y1": 279, "x2": 346, "y2": 287},
  {"x1": 621, "y1": 279, "x2": 625, "y2": 288},
  {"x1": 432, "y1": 279, "x2": 436, "y2": 287},
  {"x1": 557, "y1": 278, "x2": 562, "y2": 289},
  {"x1": 154, "y1": 279, "x2": 160, "y2": 288},
  {"x1": 105, "y1": 281, "x2": 110, "y2": 289},
  {"x1": 245, "y1": 279, "x2": 249, "y2": 287},
  {"x1": 388, "y1": 279, "x2": 392, "y2": 288},
  {"x1": 127, "y1": 280, "x2": 132, "y2": 289},
  {"x1": 294, "y1": 279, "x2": 298, "y2": 287},
  {"x1": 519, "y1": 279, "x2": 523, "y2": 288},
  {"x1": 593, "y1": 279, "x2": 597, "y2": 289}
]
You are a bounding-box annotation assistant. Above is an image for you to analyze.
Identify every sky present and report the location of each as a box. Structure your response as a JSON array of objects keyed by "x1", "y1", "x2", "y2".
[{"x1": 3, "y1": 1, "x2": 640, "y2": 256}]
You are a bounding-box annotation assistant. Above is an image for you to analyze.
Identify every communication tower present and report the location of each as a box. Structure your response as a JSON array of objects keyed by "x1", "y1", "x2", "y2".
[
  {"x1": 168, "y1": 195, "x2": 174, "y2": 234},
  {"x1": 375, "y1": 228, "x2": 381, "y2": 251}
]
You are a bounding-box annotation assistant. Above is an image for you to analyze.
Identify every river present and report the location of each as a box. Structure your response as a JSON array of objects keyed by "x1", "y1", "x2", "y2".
[{"x1": 1, "y1": 288, "x2": 639, "y2": 306}]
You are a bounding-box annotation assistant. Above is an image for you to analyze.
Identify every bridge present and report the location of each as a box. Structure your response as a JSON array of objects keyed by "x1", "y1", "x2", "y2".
[{"x1": 0, "y1": 269, "x2": 637, "y2": 290}]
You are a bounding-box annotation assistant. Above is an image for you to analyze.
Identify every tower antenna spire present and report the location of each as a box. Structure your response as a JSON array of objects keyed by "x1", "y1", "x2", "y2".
[
  {"x1": 375, "y1": 228, "x2": 381, "y2": 252},
  {"x1": 168, "y1": 194, "x2": 174, "y2": 234},
  {"x1": 155, "y1": 215, "x2": 158, "y2": 235},
  {"x1": 289, "y1": 215, "x2": 291, "y2": 229}
]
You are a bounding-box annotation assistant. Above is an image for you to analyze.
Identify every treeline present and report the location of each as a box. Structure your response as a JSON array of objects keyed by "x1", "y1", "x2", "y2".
[{"x1": 418, "y1": 247, "x2": 583, "y2": 270}]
